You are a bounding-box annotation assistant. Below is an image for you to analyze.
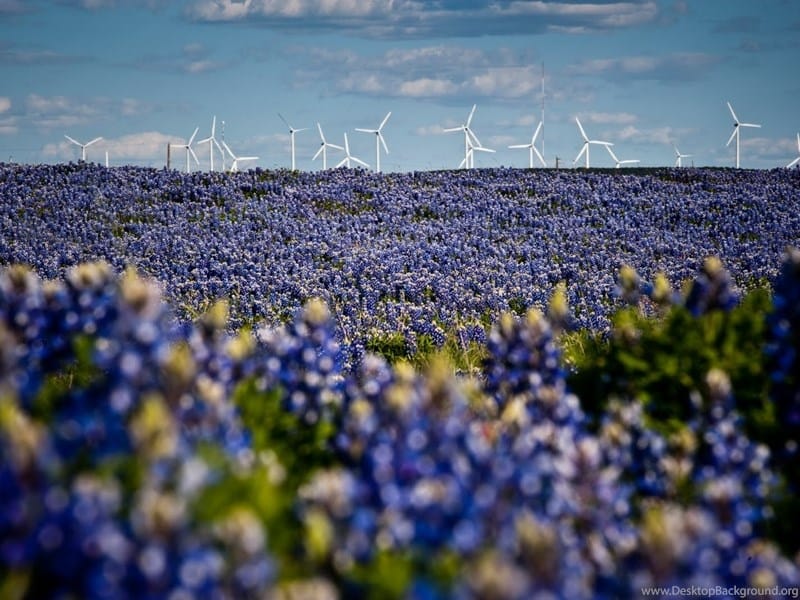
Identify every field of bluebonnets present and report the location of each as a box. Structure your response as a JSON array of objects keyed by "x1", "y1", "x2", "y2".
[{"x1": 1, "y1": 162, "x2": 800, "y2": 598}]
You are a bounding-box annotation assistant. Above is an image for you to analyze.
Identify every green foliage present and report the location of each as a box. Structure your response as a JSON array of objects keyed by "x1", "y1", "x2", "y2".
[
  {"x1": 232, "y1": 377, "x2": 338, "y2": 489},
  {"x1": 565, "y1": 288, "x2": 773, "y2": 438}
]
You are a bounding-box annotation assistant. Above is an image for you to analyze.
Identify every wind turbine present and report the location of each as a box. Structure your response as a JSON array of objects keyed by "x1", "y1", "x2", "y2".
[
  {"x1": 605, "y1": 145, "x2": 640, "y2": 168},
  {"x1": 444, "y1": 104, "x2": 483, "y2": 169},
  {"x1": 221, "y1": 140, "x2": 258, "y2": 172},
  {"x1": 335, "y1": 133, "x2": 369, "y2": 169},
  {"x1": 786, "y1": 133, "x2": 800, "y2": 168},
  {"x1": 312, "y1": 123, "x2": 343, "y2": 170},
  {"x1": 355, "y1": 111, "x2": 391, "y2": 173},
  {"x1": 64, "y1": 135, "x2": 103, "y2": 162},
  {"x1": 674, "y1": 145, "x2": 692, "y2": 167},
  {"x1": 726, "y1": 101, "x2": 760, "y2": 168},
  {"x1": 278, "y1": 113, "x2": 307, "y2": 171},
  {"x1": 573, "y1": 118, "x2": 612, "y2": 169},
  {"x1": 171, "y1": 127, "x2": 200, "y2": 173},
  {"x1": 197, "y1": 116, "x2": 223, "y2": 172},
  {"x1": 459, "y1": 137, "x2": 495, "y2": 169},
  {"x1": 508, "y1": 121, "x2": 546, "y2": 168}
]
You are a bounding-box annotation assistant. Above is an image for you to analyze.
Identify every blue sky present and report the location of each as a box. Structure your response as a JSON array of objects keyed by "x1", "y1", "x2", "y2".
[{"x1": 1, "y1": 0, "x2": 798, "y2": 171}]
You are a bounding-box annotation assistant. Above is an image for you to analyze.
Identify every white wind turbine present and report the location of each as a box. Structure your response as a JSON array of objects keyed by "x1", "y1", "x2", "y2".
[
  {"x1": 786, "y1": 133, "x2": 800, "y2": 168},
  {"x1": 726, "y1": 101, "x2": 760, "y2": 168},
  {"x1": 508, "y1": 121, "x2": 546, "y2": 168},
  {"x1": 355, "y1": 111, "x2": 391, "y2": 173},
  {"x1": 605, "y1": 145, "x2": 640, "y2": 168},
  {"x1": 278, "y1": 113, "x2": 307, "y2": 171},
  {"x1": 222, "y1": 140, "x2": 259, "y2": 172},
  {"x1": 312, "y1": 123, "x2": 343, "y2": 170},
  {"x1": 674, "y1": 144, "x2": 692, "y2": 167},
  {"x1": 335, "y1": 133, "x2": 369, "y2": 169},
  {"x1": 171, "y1": 127, "x2": 200, "y2": 173},
  {"x1": 444, "y1": 104, "x2": 483, "y2": 169},
  {"x1": 197, "y1": 116, "x2": 223, "y2": 172},
  {"x1": 573, "y1": 117, "x2": 613, "y2": 169},
  {"x1": 460, "y1": 137, "x2": 495, "y2": 169},
  {"x1": 64, "y1": 135, "x2": 103, "y2": 162}
]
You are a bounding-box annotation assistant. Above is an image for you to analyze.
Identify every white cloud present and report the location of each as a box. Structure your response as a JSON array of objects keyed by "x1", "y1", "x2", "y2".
[
  {"x1": 467, "y1": 66, "x2": 539, "y2": 98},
  {"x1": 615, "y1": 125, "x2": 675, "y2": 145},
  {"x1": 44, "y1": 131, "x2": 177, "y2": 164},
  {"x1": 568, "y1": 52, "x2": 721, "y2": 81},
  {"x1": 580, "y1": 111, "x2": 638, "y2": 125},
  {"x1": 398, "y1": 78, "x2": 458, "y2": 97},
  {"x1": 26, "y1": 94, "x2": 154, "y2": 130},
  {"x1": 0, "y1": 97, "x2": 10, "y2": 113},
  {"x1": 415, "y1": 124, "x2": 446, "y2": 136},
  {"x1": 186, "y1": 0, "x2": 660, "y2": 38}
]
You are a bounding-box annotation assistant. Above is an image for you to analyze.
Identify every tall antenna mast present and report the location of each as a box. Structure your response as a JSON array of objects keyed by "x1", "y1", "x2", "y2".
[{"x1": 541, "y1": 62, "x2": 545, "y2": 165}]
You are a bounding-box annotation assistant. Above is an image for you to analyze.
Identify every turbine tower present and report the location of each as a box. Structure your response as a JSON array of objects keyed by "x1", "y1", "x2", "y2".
[
  {"x1": 444, "y1": 104, "x2": 483, "y2": 169},
  {"x1": 573, "y1": 118, "x2": 612, "y2": 169},
  {"x1": 64, "y1": 135, "x2": 103, "y2": 162},
  {"x1": 170, "y1": 127, "x2": 200, "y2": 173},
  {"x1": 786, "y1": 133, "x2": 800, "y2": 168},
  {"x1": 197, "y1": 116, "x2": 223, "y2": 172},
  {"x1": 222, "y1": 141, "x2": 259, "y2": 172},
  {"x1": 459, "y1": 136, "x2": 495, "y2": 169},
  {"x1": 312, "y1": 123, "x2": 343, "y2": 170},
  {"x1": 726, "y1": 101, "x2": 760, "y2": 168},
  {"x1": 508, "y1": 121, "x2": 546, "y2": 168},
  {"x1": 605, "y1": 146, "x2": 640, "y2": 168},
  {"x1": 335, "y1": 133, "x2": 369, "y2": 169},
  {"x1": 355, "y1": 111, "x2": 391, "y2": 173},
  {"x1": 674, "y1": 145, "x2": 692, "y2": 167},
  {"x1": 278, "y1": 113, "x2": 307, "y2": 171}
]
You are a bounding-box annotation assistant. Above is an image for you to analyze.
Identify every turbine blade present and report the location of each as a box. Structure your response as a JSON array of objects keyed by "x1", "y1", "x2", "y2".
[
  {"x1": 458, "y1": 155, "x2": 468, "y2": 169},
  {"x1": 466, "y1": 128, "x2": 482, "y2": 148},
  {"x1": 574, "y1": 145, "x2": 586, "y2": 163},
  {"x1": 313, "y1": 146, "x2": 324, "y2": 161},
  {"x1": 317, "y1": 123, "x2": 326, "y2": 143},
  {"x1": 532, "y1": 121, "x2": 542, "y2": 144},
  {"x1": 466, "y1": 104, "x2": 477, "y2": 128},
  {"x1": 327, "y1": 143, "x2": 344, "y2": 151},
  {"x1": 575, "y1": 117, "x2": 588, "y2": 141},
  {"x1": 727, "y1": 101, "x2": 738, "y2": 123},
  {"x1": 188, "y1": 127, "x2": 199, "y2": 145},
  {"x1": 354, "y1": 128, "x2": 375, "y2": 133},
  {"x1": 442, "y1": 126, "x2": 462, "y2": 133},
  {"x1": 740, "y1": 123, "x2": 761, "y2": 128},
  {"x1": 222, "y1": 140, "x2": 234, "y2": 158},
  {"x1": 532, "y1": 145, "x2": 546, "y2": 167},
  {"x1": 726, "y1": 128, "x2": 737, "y2": 147},
  {"x1": 787, "y1": 157, "x2": 800, "y2": 168},
  {"x1": 86, "y1": 137, "x2": 102, "y2": 147},
  {"x1": 335, "y1": 158, "x2": 347, "y2": 169},
  {"x1": 606, "y1": 146, "x2": 618, "y2": 162},
  {"x1": 379, "y1": 111, "x2": 391, "y2": 130},
  {"x1": 189, "y1": 147, "x2": 200, "y2": 165},
  {"x1": 508, "y1": 144, "x2": 529, "y2": 149},
  {"x1": 278, "y1": 113, "x2": 290, "y2": 129},
  {"x1": 211, "y1": 116, "x2": 216, "y2": 136},
  {"x1": 353, "y1": 157, "x2": 369, "y2": 168},
  {"x1": 64, "y1": 135, "x2": 81, "y2": 146},
  {"x1": 379, "y1": 132, "x2": 389, "y2": 154},
  {"x1": 197, "y1": 136, "x2": 212, "y2": 144}
]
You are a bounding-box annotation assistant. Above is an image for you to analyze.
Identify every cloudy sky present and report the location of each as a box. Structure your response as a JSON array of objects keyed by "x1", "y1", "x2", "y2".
[{"x1": 1, "y1": 0, "x2": 798, "y2": 171}]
